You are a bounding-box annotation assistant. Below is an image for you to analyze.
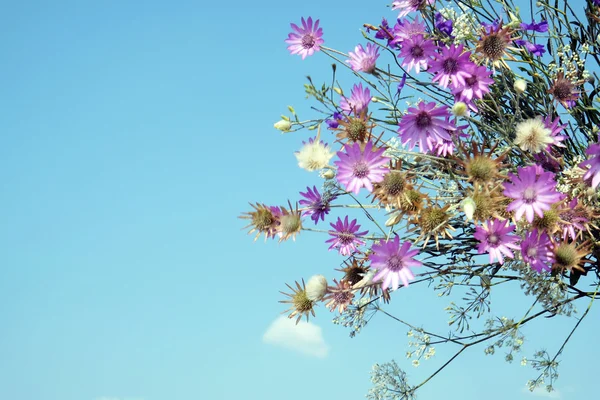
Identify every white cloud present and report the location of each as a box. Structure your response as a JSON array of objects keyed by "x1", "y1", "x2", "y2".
[
  {"x1": 262, "y1": 316, "x2": 329, "y2": 358},
  {"x1": 522, "y1": 386, "x2": 561, "y2": 399}
]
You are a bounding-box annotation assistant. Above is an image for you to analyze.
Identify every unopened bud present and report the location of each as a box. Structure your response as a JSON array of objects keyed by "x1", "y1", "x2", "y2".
[
  {"x1": 514, "y1": 79, "x2": 527, "y2": 94},
  {"x1": 452, "y1": 101, "x2": 468, "y2": 117},
  {"x1": 461, "y1": 197, "x2": 476, "y2": 220},
  {"x1": 385, "y1": 212, "x2": 402, "y2": 227},
  {"x1": 322, "y1": 169, "x2": 335, "y2": 179},
  {"x1": 274, "y1": 119, "x2": 292, "y2": 132},
  {"x1": 333, "y1": 87, "x2": 343, "y2": 96}
]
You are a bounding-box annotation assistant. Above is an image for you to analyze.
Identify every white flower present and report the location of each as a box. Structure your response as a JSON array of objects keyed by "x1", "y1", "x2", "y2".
[
  {"x1": 461, "y1": 197, "x2": 476, "y2": 220},
  {"x1": 274, "y1": 119, "x2": 292, "y2": 132},
  {"x1": 514, "y1": 117, "x2": 554, "y2": 153},
  {"x1": 295, "y1": 139, "x2": 334, "y2": 171},
  {"x1": 306, "y1": 274, "x2": 328, "y2": 301},
  {"x1": 513, "y1": 79, "x2": 527, "y2": 94}
]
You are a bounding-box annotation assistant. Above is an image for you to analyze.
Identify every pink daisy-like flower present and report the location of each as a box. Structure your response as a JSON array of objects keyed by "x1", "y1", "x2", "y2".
[
  {"x1": 473, "y1": 219, "x2": 520, "y2": 265},
  {"x1": 335, "y1": 140, "x2": 390, "y2": 194},
  {"x1": 429, "y1": 44, "x2": 475, "y2": 89},
  {"x1": 369, "y1": 235, "x2": 422, "y2": 290},
  {"x1": 559, "y1": 198, "x2": 589, "y2": 240},
  {"x1": 392, "y1": 0, "x2": 435, "y2": 18},
  {"x1": 390, "y1": 17, "x2": 428, "y2": 47},
  {"x1": 398, "y1": 34, "x2": 436, "y2": 74},
  {"x1": 452, "y1": 64, "x2": 494, "y2": 110},
  {"x1": 579, "y1": 142, "x2": 600, "y2": 189},
  {"x1": 397, "y1": 101, "x2": 455, "y2": 153},
  {"x1": 520, "y1": 229, "x2": 553, "y2": 272},
  {"x1": 543, "y1": 115, "x2": 567, "y2": 149},
  {"x1": 326, "y1": 216, "x2": 368, "y2": 256},
  {"x1": 339, "y1": 83, "x2": 372, "y2": 115},
  {"x1": 503, "y1": 165, "x2": 564, "y2": 223},
  {"x1": 285, "y1": 17, "x2": 324, "y2": 60},
  {"x1": 434, "y1": 119, "x2": 469, "y2": 157},
  {"x1": 347, "y1": 43, "x2": 380, "y2": 74}
]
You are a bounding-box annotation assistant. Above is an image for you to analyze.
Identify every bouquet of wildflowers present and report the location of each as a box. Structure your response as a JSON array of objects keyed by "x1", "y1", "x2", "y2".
[{"x1": 241, "y1": 0, "x2": 600, "y2": 397}]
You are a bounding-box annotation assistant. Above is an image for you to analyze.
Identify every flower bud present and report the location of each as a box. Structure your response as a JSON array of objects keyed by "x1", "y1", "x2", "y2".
[
  {"x1": 461, "y1": 197, "x2": 476, "y2": 220},
  {"x1": 306, "y1": 274, "x2": 328, "y2": 301},
  {"x1": 385, "y1": 212, "x2": 402, "y2": 227},
  {"x1": 322, "y1": 169, "x2": 335, "y2": 179},
  {"x1": 452, "y1": 101, "x2": 468, "y2": 117},
  {"x1": 333, "y1": 87, "x2": 343, "y2": 96},
  {"x1": 274, "y1": 119, "x2": 292, "y2": 132},
  {"x1": 514, "y1": 79, "x2": 527, "y2": 94}
]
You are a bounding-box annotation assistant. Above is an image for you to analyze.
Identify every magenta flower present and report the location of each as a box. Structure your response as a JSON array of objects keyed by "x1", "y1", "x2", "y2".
[
  {"x1": 369, "y1": 235, "x2": 422, "y2": 290},
  {"x1": 347, "y1": 43, "x2": 380, "y2": 73},
  {"x1": 429, "y1": 44, "x2": 475, "y2": 89},
  {"x1": 398, "y1": 34, "x2": 436, "y2": 74},
  {"x1": 392, "y1": 0, "x2": 435, "y2": 18},
  {"x1": 434, "y1": 119, "x2": 468, "y2": 157},
  {"x1": 299, "y1": 186, "x2": 337, "y2": 225},
  {"x1": 503, "y1": 165, "x2": 563, "y2": 223},
  {"x1": 474, "y1": 219, "x2": 520, "y2": 265},
  {"x1": 521, "y1": 229, "x2": 553, "y2": 272},
  {"x1": 452, "y1": 64, "x2": 494, "y2": 110},
  {"x1": 326, "y1": 216, "x2": 368, "y2": 256},
  {"x1": 579, "y1": 142, "x2": 600, "y2": 189},
  {"x1": 397, "y1": 101, "x2": 455, "y2": 153},
  {"x1": 335, "y1": 140, "x2": 390, "y2": 194},
  {"x1": 285, "y1": 17, "x2": 324, "y2": 60},
  {"x1": 339, "y1": 83, "x2": 371, "y2": 115}
]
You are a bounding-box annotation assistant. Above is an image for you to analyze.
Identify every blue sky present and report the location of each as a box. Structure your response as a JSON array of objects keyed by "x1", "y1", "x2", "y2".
[{"x1": 0, "y1": 1, "x2": 598, "y2": 399}]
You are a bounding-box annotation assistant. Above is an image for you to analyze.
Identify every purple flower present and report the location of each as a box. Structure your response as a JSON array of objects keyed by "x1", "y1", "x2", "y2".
[
  {"x1": 335, "y1": 141, "x2": 390, "y2": 194},
  {"x1": 392, "y1": 0, "x2": 435, "y2": 18},
  {"x1": 503, "y1": 165, "x2": 564, "y2": 223},
  {"x1": 326, "y1": 216, "x2": 368, "y2": 256},
  {"x1": 347, "y1": 43, "x2": 380, "y2": 73},
  {"x1": 326, "y1": 112, "x2": 343, "y2": 129},
  {"x1": 434, "y1": 119, "x2": 468, "y2": 157},
  {"x1": 369, "y1": 235, "x2": 422, "y2": 290},
  {"x1": 429, "y1": 44, "x2": 475, "y2": 89},
  {"x1": 520, "y1": 20, "x2": 548, "y2": 33},
  {"x1": 397, "y1": 101, "x2": 455, "y2": 153},
  {"x1": 398, "y1": 34, "x2": 436, "y2": 74},
  {"x1": 452, "y1": 64, "x2": 494, "y2": 110},
  {"x1": 397, "y1": 73, "x2": 407, "y2": 95},
  {"x1": 339, "y1": 83, "x2": 371, "y2": 115},
  {"x1": 579, "y1": 142, "x2": 600, "y2": 189},
  {"x1": 299, "y1": 186, "x2": 337, "y2": 225},
  {"x1": 481, "y1": 19, "x2": 500, "y2": 31},
  {"x1": 514, "y1": 39, "x2": 546, "y2": 57},
  {"x1": 285, "y1": 17, "x2": 324, "y2": 60},
  {"x1": 435, "y1": 12, "x2": 453, "y2": 36},
  {"x1": 375, "y1": 18, "x2": 394, "y2": 45},
  {"x1": 390, "y1": 17, "x2": 428, "y2": 47},
  {"x1": 521, "y1": 229, "x2": 553, "y2": 272},
  {"x1": 559, "y1": 198, "x2": 589, "y2": 240},
  {"x1": 474, "y1": 219, "x2": 520, "y2": 265}
]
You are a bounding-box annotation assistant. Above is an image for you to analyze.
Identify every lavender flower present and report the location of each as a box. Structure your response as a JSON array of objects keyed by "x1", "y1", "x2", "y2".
[
  {"x1": 435, "y1": 12, "x2": 453, "y2": 36},
  {"x1": 340, "y1": 83, "x2": 371, "y2": 115},
  {"x1": 398, "y1": 34, "x2": 436, "y2": 74},
  {"x1": 285, "y1": 17, "x2": 324, "y2": 59},
  {"x1": 520, "y1": 20, "x2": 548, "y2": 33},
  {"x1": 503, "y1": 165, "x2": 563, "y2": 223},
  {"x1": 392, "y1": 0, "x2": 435, "y2": 18},
  {"x1": 299, "y1": 186, "x2": 337, "y2": 224},
  {"x1": 521, "y1": 229, "x2": 553, "y2": 272},
  {"x1": 369, "y1": 235, "x2": 422, "y2": 290},
  {"x1": 474, "y1": 219, "x2": 520, "y2": 265},
  {"x1": 579, "y1": 142, "x2": 600, "y2": 189},
  {"x1": 428, "y1": 44, "x2": 474, "y2": 89},
  {"x1": 335, "y1": 141, "x2": 390, "y2": 194},
  {"x1": 326, "y1": 216, "x2": 368, "y2": 256},
  {"x1": 347, "y1": 43, "x2": 380, "y2": 73},
  {"x1": 514, "y1": 39, "x2": 546, "y2": 57},
  {"x1": 397, "y1": 101, "x2": 455, "y2": 153}
]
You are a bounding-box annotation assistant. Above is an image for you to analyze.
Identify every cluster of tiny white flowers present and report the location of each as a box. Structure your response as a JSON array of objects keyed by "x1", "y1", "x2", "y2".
[
  {"x1": 405, "y1": 330, "x2": 436, "y2": 365},
  {"x1": 548, "y1": 44, "x2": 589, "y2": 81},
  {"x1": 439, "y1": 7, "x2": 478, "y2": 43}
]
